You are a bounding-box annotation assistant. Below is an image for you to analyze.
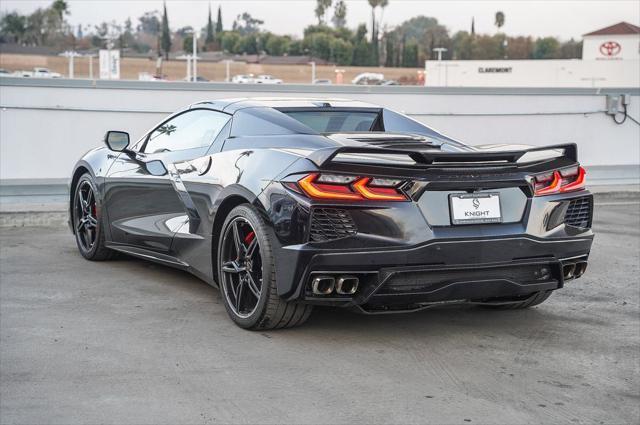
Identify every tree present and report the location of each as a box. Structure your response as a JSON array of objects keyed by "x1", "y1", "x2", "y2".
[
  {"x1": 216, "y1": 6, "x2": 223, "y2": 33},
  {"x1": 205, "y1": 4, "x2": 214, "y2": 44},
  {"x1": 161, "y1": 2, "x2": 171, "y2": 59},
  {"x1": 314, "y1": 0, "x2": 332, "y2": 25},
  {"x1": 137, "y1": 11, "x2": 160, "y2": 34},
  {"x1": 494, "y1": 11, "x2": 505, "y2": 32},
  {"x1": 533, "y1": 37, "x2": 560, "y2": 59},
  {"x1": 330, "y1": 37, "x2": 353, "y2": 65},
  {"x1": 332, "y1": 0, "x2": 347, "y2": 28},
  {"x1": 51, "y1": 0, "x2": 69, "y2": 20},
  {"x1": 402, "y1": 41, "x2": 418, "y2": 67},
  {"x1": 265, "y1": 34, "x2": 291, "y2": 56},
  {"x1": 367, "y1": 0, "x2": 388, "y2": 65},
  {"x1": 232, "y1": 12, "x2": 263, "y2": 35},
  {"x1": 351, "y1": 23, "x2": 370, "y2": 65},
  {"x1": 183, "y1": 35, "x2": 194, "y2": 52},
  {"x1": 0, "y1": 12, "x2": 27, "y2": 43}
]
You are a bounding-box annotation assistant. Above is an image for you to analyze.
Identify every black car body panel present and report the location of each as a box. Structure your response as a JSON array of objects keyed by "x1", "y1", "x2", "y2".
[{"x1": 70, "y1": 98, "x2": 594, "y2": 312}]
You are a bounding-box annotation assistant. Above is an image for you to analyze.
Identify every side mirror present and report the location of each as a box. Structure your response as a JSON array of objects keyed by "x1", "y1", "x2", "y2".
[
  {"x1": 104, "y1": 131, "x2": 130, "y2": 152},
  {"x1": 145, "y1": 160, "x2": 168, "y2": 176}
]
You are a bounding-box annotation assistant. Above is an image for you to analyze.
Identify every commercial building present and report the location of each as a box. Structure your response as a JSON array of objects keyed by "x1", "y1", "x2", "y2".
[{"x1": 425, "y1": 22, "x2": 639, "y2": 87}]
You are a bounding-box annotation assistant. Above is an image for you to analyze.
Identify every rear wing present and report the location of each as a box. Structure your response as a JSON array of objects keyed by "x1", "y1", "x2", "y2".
[{"x1": 306, "y1": 143, "x2": 577, "y2": 169}]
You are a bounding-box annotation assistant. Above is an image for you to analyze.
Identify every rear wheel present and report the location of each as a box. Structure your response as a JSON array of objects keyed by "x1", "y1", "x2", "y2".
[
  {"x1": 481, "y1": 290, "x2": 553, "y2": 310},
  {"x1": 73, "y1": 174, "x2": 114, "y2": 261},
  {"x1": 217, "y1": 204, "x2": 312, "y2": 330}
]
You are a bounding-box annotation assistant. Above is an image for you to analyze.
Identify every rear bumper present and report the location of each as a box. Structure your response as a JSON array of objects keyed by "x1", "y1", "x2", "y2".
[{"x1": 280, "y1": 234, "x2": 593, "y2": 307}]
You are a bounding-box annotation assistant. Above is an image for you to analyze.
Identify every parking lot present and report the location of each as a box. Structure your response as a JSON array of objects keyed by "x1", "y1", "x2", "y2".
[{"x1": 1, "y1": 202, "x2": 638, "y2": 424}]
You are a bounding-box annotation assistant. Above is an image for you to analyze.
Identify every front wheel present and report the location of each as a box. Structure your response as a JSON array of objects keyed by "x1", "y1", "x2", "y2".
[
  {"x1": 72, "y1": 173, "x2": 114, "y2": 261},
  {"x1": 217, "y1": 204, "x2": 312, "y2": 330}
]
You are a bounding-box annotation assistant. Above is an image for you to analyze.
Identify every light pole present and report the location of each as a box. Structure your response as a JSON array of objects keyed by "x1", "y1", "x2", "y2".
[
  {"x1": 192, "y1": 31, "x2": 198, "y2": 82},
  {"x1": 225, "y1": 59, "x2": 232, "y2": 82},
  {"x1": 59, "y1": 51, "x2": 81, "y2": 78},
  {"x1": 309, "y1": 61, "x2": 316, "y2": 84}
]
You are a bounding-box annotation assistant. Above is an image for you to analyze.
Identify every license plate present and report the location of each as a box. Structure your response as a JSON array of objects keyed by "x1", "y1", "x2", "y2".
[{"x1": 449, "y1": 193, "x2": 502, "y2": 225}]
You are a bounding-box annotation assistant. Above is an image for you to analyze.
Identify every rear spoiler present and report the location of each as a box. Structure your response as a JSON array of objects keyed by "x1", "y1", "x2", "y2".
[{"x1": 306, "y1": 143, "x2": 577, "y2": 168}]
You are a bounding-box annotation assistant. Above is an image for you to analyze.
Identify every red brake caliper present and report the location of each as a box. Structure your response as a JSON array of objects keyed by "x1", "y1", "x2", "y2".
[{"x1": 244, "y1": 231, "x2": 255, "y2": 245}]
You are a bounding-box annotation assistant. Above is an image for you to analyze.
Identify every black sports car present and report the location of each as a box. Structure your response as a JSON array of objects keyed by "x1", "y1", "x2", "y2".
[{"x1": 69, "y1": 98, "x2": 594, "y2": 329}]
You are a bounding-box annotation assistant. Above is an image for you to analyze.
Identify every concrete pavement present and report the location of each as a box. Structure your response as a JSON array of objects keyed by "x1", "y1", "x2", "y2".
[{"x1": 0, "y1": 203, "x2": 638, "y2": 424}]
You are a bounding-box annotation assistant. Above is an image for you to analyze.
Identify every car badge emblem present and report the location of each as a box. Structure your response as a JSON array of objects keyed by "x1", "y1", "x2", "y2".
[{"x1": 473, "y1": 198, "x2": 480, "y2": 209}]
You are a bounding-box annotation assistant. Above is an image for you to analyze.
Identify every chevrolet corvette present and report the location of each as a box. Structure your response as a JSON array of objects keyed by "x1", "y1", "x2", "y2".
[{"x1": 69, "y1": 98, "x2": 594, "y2": 329}]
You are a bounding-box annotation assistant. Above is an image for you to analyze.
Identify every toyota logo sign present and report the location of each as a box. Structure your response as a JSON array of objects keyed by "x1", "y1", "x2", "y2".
[{"x1": 599, "y1": 41, "x2": 622, "y2": 57}]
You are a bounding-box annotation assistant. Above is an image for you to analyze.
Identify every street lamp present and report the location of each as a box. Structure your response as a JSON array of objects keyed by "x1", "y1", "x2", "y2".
[{"x1": 433, "y1": 47, "x2": 448, "y2": 61}]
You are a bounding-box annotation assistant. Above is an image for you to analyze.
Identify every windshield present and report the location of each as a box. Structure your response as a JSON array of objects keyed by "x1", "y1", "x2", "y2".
[{"x1": 282, "y1": 110, "x2": 379, "y2": 133}]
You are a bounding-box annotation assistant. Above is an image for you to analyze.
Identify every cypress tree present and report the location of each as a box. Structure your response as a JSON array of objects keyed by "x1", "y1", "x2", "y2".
[
  {"x1": 205, "y1": 4, "x2": 215, "y2": 44},
  {"x1": 216, "y1": 6, "x2": 223, "y2": 33},
  {"x1": 161, "y1": 2, "x2": 172, "y2": 59}
]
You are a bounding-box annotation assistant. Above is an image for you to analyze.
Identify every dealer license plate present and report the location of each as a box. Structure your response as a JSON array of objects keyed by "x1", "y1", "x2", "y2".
[{"x1": 449, "y1": 193, "x2": 502, "y2": 225}]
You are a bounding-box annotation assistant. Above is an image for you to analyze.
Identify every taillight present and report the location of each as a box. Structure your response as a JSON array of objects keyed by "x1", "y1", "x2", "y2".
[
  {"x1": 294, "y1": 173, "x2": 408, "y2": 201},
  {"x1": 534, "y1": 166, "x2": 586, "y2": 196}
]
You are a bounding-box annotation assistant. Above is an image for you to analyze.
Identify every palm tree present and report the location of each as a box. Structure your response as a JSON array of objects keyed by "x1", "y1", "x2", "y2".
[
  {"x1": 495, "y1": 11, "x2": 505, "y2": 32},
  {"x1": 368, "y1": 0, "x2": 388, "y2": 65}
]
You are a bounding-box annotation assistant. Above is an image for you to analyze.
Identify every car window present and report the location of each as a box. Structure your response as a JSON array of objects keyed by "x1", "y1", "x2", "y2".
[
  {"x1": 229, "y1": 108, "x2": 317, "y2": 137},
  {"x1": 143, "y1": 109, "x2": 231, "y2": 154},
  {"x1": 282, "y1": 110, "x2": 379, "y2": 133}
]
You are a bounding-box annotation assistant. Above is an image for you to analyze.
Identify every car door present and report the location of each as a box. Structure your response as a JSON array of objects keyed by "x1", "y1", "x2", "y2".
[{"x1": 103, "y1": 108, "x2": 231, "y2": 253}]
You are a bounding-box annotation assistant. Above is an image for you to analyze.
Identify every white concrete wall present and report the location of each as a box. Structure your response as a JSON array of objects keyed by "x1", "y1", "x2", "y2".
[
  {"x1": 1, "y1": 78, "x2": 638, "y2": 185},
  {"x1": 425, "y1": 59, "x2": 640, "y2": 88}
]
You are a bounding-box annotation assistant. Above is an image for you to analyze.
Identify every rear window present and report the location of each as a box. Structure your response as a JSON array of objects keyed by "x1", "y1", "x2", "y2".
[{"x1": 283, "y1": 111, "x2": 379, "y2": 133}]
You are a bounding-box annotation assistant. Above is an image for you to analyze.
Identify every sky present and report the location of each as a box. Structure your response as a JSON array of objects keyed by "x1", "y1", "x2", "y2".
[{"x1": 1, "y1": 0, "x2": 639, "y2": 40}]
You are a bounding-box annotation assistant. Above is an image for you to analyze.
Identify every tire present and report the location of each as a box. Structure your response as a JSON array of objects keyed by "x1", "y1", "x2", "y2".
[
  {"x1": 481, "y1": 290, "x2": 553, "y2": 310},
  {"x1": 72, "y1": 173, "x2": 115, "y2": 261},
  {"x1": 217, "y1": 204, "x2": 312, "y2": 330}
]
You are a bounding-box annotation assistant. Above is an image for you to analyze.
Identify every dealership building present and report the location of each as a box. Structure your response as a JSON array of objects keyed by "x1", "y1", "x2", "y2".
[{"x1": 425, "y1": 22, "x2": 640, "y2": 87}]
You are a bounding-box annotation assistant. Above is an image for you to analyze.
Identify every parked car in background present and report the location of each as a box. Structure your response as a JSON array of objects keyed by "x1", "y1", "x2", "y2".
[
  {"x1": 313, "y1": 79, "x2": 332, "y2": 85},
  {"x1": 32, "y1": 67, "x2": 62, "y2": 78},
  {"x1": 352, "y1": 72, "x2": 385, "y2": 85},
  {"x1": 254, "y1": 74, "x2": 283, "y2": 84},
  {"x1": 0, "y1": 68, "x2": 10, "y2": 75},
  {"x1": 381, "y1": 80, "x2": 400, "y2": 86},
  {"x1": 232, "y1": 74, "x2": 255, "y2": 84},
  {"x1": 183, "y1": 76, "x2": 209, "y2": 82}
]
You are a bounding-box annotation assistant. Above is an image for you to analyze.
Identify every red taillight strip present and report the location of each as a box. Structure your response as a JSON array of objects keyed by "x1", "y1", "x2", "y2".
[
  {"x1": 560, "y1": 166, "x2": 586, "y2": 193},
  {"x1": 534, "y1": 166, "x2": 586, "y2": 196},
  {"x1": 535, "y1": 171, "x2": 562, "y2": 195},
  {"x1": 296, "y1": 174, "x2": 407, "y2": 201},
  {"x1": 298, "y1": 174, "x2": 362, "y2": 200},
  {"x1": 352, "y1": 177, "x2": 407, "y2": 201}
]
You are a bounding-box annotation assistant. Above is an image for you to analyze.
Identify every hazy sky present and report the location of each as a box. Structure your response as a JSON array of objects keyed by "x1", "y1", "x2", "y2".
[{"x1": 2, "y1": 0, "x2": 639, "y2": 40}]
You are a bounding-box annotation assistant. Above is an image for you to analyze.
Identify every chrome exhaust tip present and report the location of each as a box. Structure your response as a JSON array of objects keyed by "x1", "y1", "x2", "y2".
[
  {"x1": 335, "y1": 276, "x2": 359, "y2": 295},
  {"x1": 574, "y1": 262, "x2": 588, "y2": 278},
  {"x1": 563, "y1": 263, "x2": 576, "y2": 280},
  {"x1": 311, "y1": 276, "x2": 335, "y2": 295}
]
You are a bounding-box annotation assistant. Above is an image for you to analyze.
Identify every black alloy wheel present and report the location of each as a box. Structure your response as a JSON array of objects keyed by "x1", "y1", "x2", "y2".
[
  {"x1": 217, "y1": 204, "x2": 313, "y2": 330},
  {"x1": 220, "y1": 216, "x2": 263, "y2": 318},
  {"x1": 73, "y1": 174, "x2": 114, "y2": 261},
  {"x1": 74, "y1": 180, "x2": 99, "y2": 252}
]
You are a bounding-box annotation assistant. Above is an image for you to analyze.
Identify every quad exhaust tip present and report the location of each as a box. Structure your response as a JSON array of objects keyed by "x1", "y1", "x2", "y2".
[
  {"x1": 336, "y1": 276, "x2": 359, "y2": 295},
  {"x1": 563, "y1": 264, "x2": 576, "y2": 280},
  {"x1": 311, "y1": 276, "x2": 335, "y2": 295},
  {"x1": 574, "y1": 262, "x2": 588, "y2": 278},
  {"x1": 311, "y1": 275, "x2": 359, "y2": 295}
]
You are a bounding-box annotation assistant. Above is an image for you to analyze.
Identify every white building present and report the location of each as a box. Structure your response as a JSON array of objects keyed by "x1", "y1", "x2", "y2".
[
  {"x1": 582, "y1": 22, "x2": 640, "y2": 61},
  {"x1": 425, "y1": 22, "x2": 640, "y2": 88}
]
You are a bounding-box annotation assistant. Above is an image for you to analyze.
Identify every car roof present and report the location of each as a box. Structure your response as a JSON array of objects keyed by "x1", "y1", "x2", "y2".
[{"x1": 190, "y1": 97, "x2": 379, "y2": 113}]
